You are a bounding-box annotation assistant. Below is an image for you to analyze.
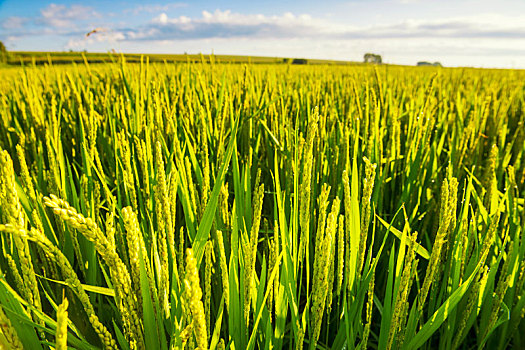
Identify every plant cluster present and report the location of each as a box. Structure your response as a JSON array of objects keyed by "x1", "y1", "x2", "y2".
[{"x1": 0, "y1": 60, "x2": 524, "y2": 349}]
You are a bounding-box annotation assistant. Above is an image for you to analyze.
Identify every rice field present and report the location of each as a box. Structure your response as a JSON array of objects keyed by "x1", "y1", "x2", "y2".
[{"x1": 0, "y1": 59, "x2": 524, "y2": 349}]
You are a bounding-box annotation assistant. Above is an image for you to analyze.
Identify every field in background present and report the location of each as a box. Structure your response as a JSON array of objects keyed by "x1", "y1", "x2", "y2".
[
  {"x1": 6, "y1": 51, "x2": 360, "y2": 66},
  {"x1": 0, "y1": 60, "x2": 524, "y2": 350}
]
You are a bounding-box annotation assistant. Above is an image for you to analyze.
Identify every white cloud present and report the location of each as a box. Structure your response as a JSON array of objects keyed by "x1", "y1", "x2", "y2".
[
  {"x1": 130, "y1": 10, "x2": 322, "y2": 40},
  {"x1": 2, "y1": 16, "x2": 27, "y2": 30},
  {"x1": 349, "y1": 15, "x2": 525, "y2": 39},
  {"x1": 124, "y1": 3, "x2": 187, "y2": 15},
  {"x1": 39, "y1": 4, "x2": 100, "y2": 29},
  {"x1": 112, "y1": 10, "x2": 525, "y2": 42},
  {"x1": 157, "y1": 13, "x2": 169, "y2": 24},
  {"x1": 5, "y1": 6, "x2": 525, "y2": 43}
]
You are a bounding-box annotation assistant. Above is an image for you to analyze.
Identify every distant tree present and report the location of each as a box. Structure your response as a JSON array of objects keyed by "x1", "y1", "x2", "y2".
[
  {"x1": 282, "y1": 58, "x2": 290, "y2": 64},
  {"x1": 417, "y1": 61, "x2": 443, "y2": 67},
  {"x1": 0, "y1": 41, "x2": 8, "y2": 64},
  {"x1": 364, "y1": 53, "x2": 382, "y2": 64},
  {"x1": 292, "y1": 58, "x2": 307, "y2": 65}
]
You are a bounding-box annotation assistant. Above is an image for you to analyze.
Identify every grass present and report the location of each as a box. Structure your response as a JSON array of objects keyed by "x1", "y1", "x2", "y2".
[{"x1": 0, "y1": 57, "x2": 524, "y2": 350}]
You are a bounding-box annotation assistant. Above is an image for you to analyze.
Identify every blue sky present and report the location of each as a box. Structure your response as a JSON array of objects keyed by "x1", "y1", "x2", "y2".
[{"x1": 1, "y1": 0, "x2": 525, "y2": 68}]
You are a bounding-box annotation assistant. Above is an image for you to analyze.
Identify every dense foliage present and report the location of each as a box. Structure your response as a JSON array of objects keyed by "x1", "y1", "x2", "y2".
[
  {"x1": 0, "y1": 60, "x2": 524, "y2": 350},
  {"x1": 0, "y1": 41, "x2": 8, "y2": 64}
]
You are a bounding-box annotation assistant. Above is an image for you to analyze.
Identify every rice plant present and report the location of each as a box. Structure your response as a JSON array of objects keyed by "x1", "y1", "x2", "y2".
[{"x1": 0, "y1": 58, "x2": 524, "y2": 349}]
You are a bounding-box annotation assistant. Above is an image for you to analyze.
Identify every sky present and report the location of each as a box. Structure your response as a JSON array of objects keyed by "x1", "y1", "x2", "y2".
[{"x1": 1, "y1": 0, "x2": 525, "y2": 68}]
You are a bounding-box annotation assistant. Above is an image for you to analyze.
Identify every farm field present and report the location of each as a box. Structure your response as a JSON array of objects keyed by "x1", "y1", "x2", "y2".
[
  {"x1": 5, "y1": 51, "x2": 358, "y2": 66},
  {"x1": 0, "y1": 59, "x2": 524, "y2": 350}
]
